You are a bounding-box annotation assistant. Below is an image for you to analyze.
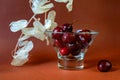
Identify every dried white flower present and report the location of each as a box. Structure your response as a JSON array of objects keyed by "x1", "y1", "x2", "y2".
[
  {"x1": 55, "y1": 0, "x2": 73, "y2": 11},
  {"x1": 66, "y1": 0, "x2": 73, "y2": 12},
  {"x1": 11, "y1": 57, "x2": 29, "y2": 66},
  {"x1": 18, "y1": 35, "x2": 30, "y2": 42},
  {"x1": 10, "y1": 20, "x2": 28, "y2": 32},
  {"x1": 54, "y1": 0, "x2": 68, "y2": 3},
  {"x1": 22, "y1": 21, "x2": 46, "y2": 41},
  {"x1": 46, "y1": 10, "x2": 57, "y2": 30},
  {"x1": 31, "y1": 0, "x2": 54, "y2": 14},
  {"x1": 10, "y1": 0, "x2": 74, "y2": 66},
  {"x1": 11, "y1": 41, "x2": 34, "y2": 66},
  {"x1": 44, "y1": 19, "x2": 52, "y2": 30}
]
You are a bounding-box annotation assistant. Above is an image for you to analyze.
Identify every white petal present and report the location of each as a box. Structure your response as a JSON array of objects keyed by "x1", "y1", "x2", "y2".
[
  {"x1": 22, "y1": 28, "x2": 36, "y2": 36},
  {"x1": 15, "y1": 41, "x2": 33, "y2": 56},
  {"x1": 50, "y1": 22, "x2": 57, "y2": 30},
  {"x1": 32, "y1": 0, "x2": 48, "y2": 7},
  {"x1": 11, "y1": 41, "x2": 34, "y2": 66},
  {"x1": 22, "y1": 41, "x2": 34, "y2": 52},
  {"x1": 15, "y1": 41, "x2": 33, "y2": 59},
  {"x1": 10, "y1": 20, "x2": 28, "y2": 32},
  {"x1": 47, "y1": 10, "x2": 56, "y2": 21},
  {"x1": 55, "y1": 0, "x2": 73, "y2": 12},
  {"x1": 46, "y1": 10, "x2": 57, "y2": 30},
  {"x1": 22, "y1": 21, "x2": 46, "y2": 41},
  {"x1": 54, "y1": 0, "x2": 68, "y2": 3},
  {"x1": 13, "y1": 52, "x2": 29, "y2": 61},
  {"x1": 18, "y1": 35, "x2": 30, "y2": 42},
  {"x1": 40, "y1": 3, "x2": 54, "y2": 9},
  {"x1": 66, "y1": 0, "x2": 73, "y2": 12},
  {"x1": 33, "y1": 21, "x2": 45, "y2": 32},
  {"x1": 34, "y1": 3, "x2": 54, "y2": 14},
  {"x1": 18, "y1": 40, "x2": 29, "y2": 47},
  {"x1": 11, "y1": 57, "x2": 28, "y2": 66},
  {"x1": 34, "y1": 32, "x2": 45, "y2": 41},
  {"x1": 44, "y1": 19, "x2": 52, "y2": 29},
  {"x1": 31, "y1": 0, "x2": 54, "y2": 14}
]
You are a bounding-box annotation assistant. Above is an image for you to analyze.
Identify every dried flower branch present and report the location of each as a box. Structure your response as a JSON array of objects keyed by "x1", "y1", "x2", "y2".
[{"x1": 10, "y1": 0, "x2": 73, "y2": 66}]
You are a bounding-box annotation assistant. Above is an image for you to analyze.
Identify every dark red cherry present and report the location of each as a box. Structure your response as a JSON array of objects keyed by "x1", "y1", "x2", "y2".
[
  {"x1": 97, "y1": 60, "x2": 112, "y2": 72},
  {"x1": 53, "y1": 39, "x2": 64, "y2": 48},
  {"x1": 62, "y1": 32, "x2": 76, "y2": 43},
  {"x1": 66, "y1": 43, "x2": 79, "y2": 52},
  {"x1": 66, "y1": 43, "x2": 81, "y2": 56},
  {"x1": 75, "y1": 34, "x2": 85, "y2": 48},
  {"x1": 76, "y1": 29, "x2": 91, "y2": 43},
  {"x1": 71, "y1": 49, "x2": 80, "y2": 56},
  {"x1": 62, "y1": 23, "x2": 73, "y2": 32},
  {"x1": 60, "y1": 47, "x2": 69, "y2": 56},
  {"x1": 52, "y1": 27, "x2": 63, "y2": 39}
]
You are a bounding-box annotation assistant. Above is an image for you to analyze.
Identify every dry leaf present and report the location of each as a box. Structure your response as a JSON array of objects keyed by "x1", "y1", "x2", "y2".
[
  {"x1": 11, "y1": 41, "x2": 34, "y2": 66},
  {"x1": 22, "y1": 21, "x2": 46, "y2": 41},
  {"x1": 46, "y1": 10, "x2": 57, "y2": 30},
  {"x1": 31, "y1": 0, "x2": 54, "y2": 14},
  {"x1": 55, "y1": 0, "x2": 73, "y2": 11},
  {"x1": 10, "y1": 20, "x2": 28, "y2": 32}
]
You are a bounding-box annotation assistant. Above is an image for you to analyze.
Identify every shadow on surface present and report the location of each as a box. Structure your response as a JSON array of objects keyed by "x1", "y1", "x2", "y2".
[{"x1": 26, "y1": 50, "x2": 57, "y2": 66}]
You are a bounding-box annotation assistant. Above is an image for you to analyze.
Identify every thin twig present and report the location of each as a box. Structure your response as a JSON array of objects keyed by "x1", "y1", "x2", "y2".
[
  {"x1": 44, "y1": 12, "x2": 47, "y2": 24},
  {"x1": 11, "y1": 14, "x2": 36, "y2": 55},
  {"x1": 29, "y1": 0, "x2": 32, "y2": 8},
  {"x1": 11, "y1": 33, "x2": 23, "y2": 56}
]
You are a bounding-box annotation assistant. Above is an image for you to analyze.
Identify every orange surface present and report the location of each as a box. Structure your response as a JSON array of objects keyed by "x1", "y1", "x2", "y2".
[{"x1": 0, "y1": 0, "x2": 120, "y2": 80}]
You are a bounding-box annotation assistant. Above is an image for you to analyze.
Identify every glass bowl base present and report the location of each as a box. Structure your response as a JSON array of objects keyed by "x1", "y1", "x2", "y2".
[{"x1": 58, "y1": 57, "x2": 84, "y2": 70}]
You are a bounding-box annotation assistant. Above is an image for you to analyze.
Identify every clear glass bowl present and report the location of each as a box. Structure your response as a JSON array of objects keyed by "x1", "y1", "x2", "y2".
[{"x1": 45, "y1": 30, "x2": 98, "y2": 70}]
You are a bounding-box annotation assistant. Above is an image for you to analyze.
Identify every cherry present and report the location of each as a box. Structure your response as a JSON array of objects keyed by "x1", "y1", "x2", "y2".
[
  {"x1": 53, "y1": 39, "x2": 64, "y2": 48},
  {"x1": 66, "y1": 43, "x2": 81, "y2": 56},
  {"x1": 75, "y1": 34, "x2": 85, "y2": 48},
  {"x1": 97, "y1": 60, "x2": 112, "y2": 72},
  {"x1": 66, "y1": 43, "x2": 79, "y2": 52},
  {"x1": 52, "y1": 27, "x2": 63, "y2": 39},
  {"x1": 71, "y1": 50, "x2": 80, "y2": 56},
  {"x1": 60, "y1": 47, "x2": 69, "y2": 56},
  {"x1": 76, "y1": 29, "x2": 91, "y2": 43},
  {"x1": 62, "y1": 32, "x2": 76, "y2": 43},
  {"x1": 62, "y1": 23, "x2": 73, "y2": 32}
]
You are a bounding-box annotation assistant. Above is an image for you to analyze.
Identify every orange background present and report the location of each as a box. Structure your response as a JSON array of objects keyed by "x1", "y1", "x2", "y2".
[{"x1": 0, "y1": 0, "x2": 120, "y2": 80}]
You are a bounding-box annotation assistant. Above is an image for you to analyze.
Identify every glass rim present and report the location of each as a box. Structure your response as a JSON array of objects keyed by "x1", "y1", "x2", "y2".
[{"x1": 45, "y1": 30, "x2": 99, "y2": 35}]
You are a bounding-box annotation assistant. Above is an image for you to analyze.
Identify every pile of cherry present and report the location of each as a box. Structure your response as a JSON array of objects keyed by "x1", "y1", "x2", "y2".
[
  {"x1": 52, "y1": 23, "x2": 91, "y2": 56},
  {"x1": 51, "y1": 23, "x2": 112, "y2": 72}
]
